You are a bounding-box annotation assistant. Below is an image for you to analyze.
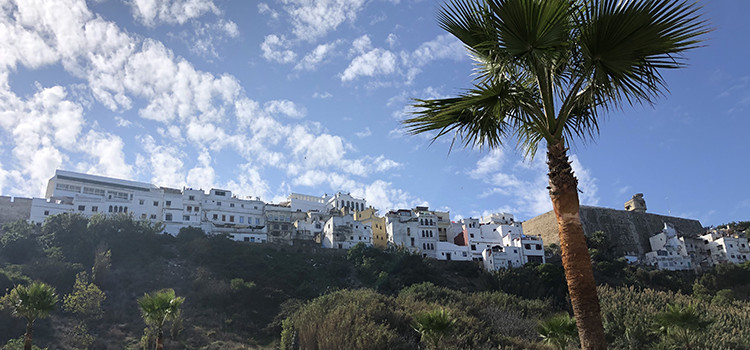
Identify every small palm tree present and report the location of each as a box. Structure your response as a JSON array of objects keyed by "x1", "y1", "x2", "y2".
[
  {"x1": 137, "y1": 288, "x2": 185, "y2": 350},
  {"x1": 538, "y1": 313, "x2": 578, "y2": 350},
  {"x1": 653, "y1": 303, "x2": 710, "y2": 350},
  {"x1": 404, "y1": 1, "x2": 708, "y2": 349},
  {"x1": 1, "y1": 281, "x2": 58, "y2": 350},
  {"x1": 412, "y1": 308, "x2": 456, "y2": 349}
]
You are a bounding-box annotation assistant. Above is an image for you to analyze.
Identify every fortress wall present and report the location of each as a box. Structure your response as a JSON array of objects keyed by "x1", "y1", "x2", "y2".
[
  {"x1": 0, "y1": 196, "x2": 33, "y2": 226},
  {"x1": 522, "y1": 206, "x2": 704, "y2": 256}
]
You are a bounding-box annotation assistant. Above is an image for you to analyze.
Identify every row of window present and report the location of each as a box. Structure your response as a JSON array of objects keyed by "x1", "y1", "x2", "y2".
[
  {"x1": 422, "y1": 243, "x2": 435, "y2": 250},
  {"x1": 421, "y1": 230, "x2": 433, "y2": 238},
  {"x1": 211, "y1": 214, "x2": 262, "y2": 225},
  {"x1": 419, "y1": 218, "x2": 435, "y2": 226}
]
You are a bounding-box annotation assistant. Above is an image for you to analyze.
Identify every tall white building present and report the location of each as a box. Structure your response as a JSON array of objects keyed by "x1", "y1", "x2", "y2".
[
  {"x1": 322, "y1": 213, "x2": 372, "y2": 249},
  {"x1": 644, "y1": 223, "x2": 693, "y2": 271}
]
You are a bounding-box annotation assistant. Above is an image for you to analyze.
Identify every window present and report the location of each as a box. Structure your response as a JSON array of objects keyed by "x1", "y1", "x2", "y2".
[
  {"x1": 215, "y1": 190, "x2": 226, "y2": 196},
  {"x1": 78, "y1": 205, "x2": 85, "y2": 211},
  {"x1": 239, "y1": 216, "x2": 244, "y2": 223},
  {"x1": 213, "y1": 214, "x2": 218, "y2": 220},
  {"x1": 222, "y1": 215, "x2": 226, "y2": 221},
  {"x1": 165, "y1": 201, "x2": 171, "y2": 207},
  {"x1": 189, "y1": 195, "x2": 195, "y2": 200},
  {"x1": 282, "y1": 224, "x2": 288, "y2": 230},
  {"x1": 470, "y1": 233, "x2": 474, "y2": 238},
  {"x1": 165, "y1": 213, "x2": 172, "y2": 221},
  {"x1": 139, "y1": 199, "x2": 144, "y2": 205},
  {"x1": 44, "y1": 210, "x2": 50, "y2": 216},
  {"x1": 217, "y1": 202, "x2": 222, "y2": 206},
  {"x1": 244, "y1": 237, "x2": 250, "y2": 242},
  {"x1": 110, "y1": 191, "x2": 129, "y2": 200},
  {"x1": 92, "y1": 206, "x2": 98, "y2": 212},
  {"x1": 230, "y1": 203, "x2": 235, "y2": 207},
  {"x1": 83, "y1": 187, "x2": 105, "y2": 196},
  {"x1": 256, "y1": 218, "x2": 260, "y2": 225},
  {"x1": 108, "y1": 205, "x2": 113, "y2": 212},
  {"x1": 471, "y1": 244, "x2": 476, "y2": 251},
  {"x1": 229, "y1": 216, "x2": 235, "y2": 223},
  {"x1": 150, "y1": 214, "x2": 157, "y2": 219},
  {"x1": 183, "y1": 215, "x2": 190, "y2": 221},
  {"x1": 524, "y1": 244, "x2": 531, "y2": 250},
  {"x1": 56, "y1": 183, "x2": 82, "y2": 192},
  {"x1": 536, "y1": 244, "x2": 542, "y2": 250},
  {"x1": 195, "y1": 207, "x2": 199, "y2": 212},
  {"x1": 153, "y1": 201, "x2": 159, "y2": 206}
]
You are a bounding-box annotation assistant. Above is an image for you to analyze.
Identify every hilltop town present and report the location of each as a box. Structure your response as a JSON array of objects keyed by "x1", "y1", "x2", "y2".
[{"x1": 1, "y1": 169, "x2": 746, "y2": 272}]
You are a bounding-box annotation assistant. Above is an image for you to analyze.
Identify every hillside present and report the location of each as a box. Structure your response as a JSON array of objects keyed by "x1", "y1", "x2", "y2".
[{"x1": 1, "y1": 213, "x2": 750, "y2": 349}]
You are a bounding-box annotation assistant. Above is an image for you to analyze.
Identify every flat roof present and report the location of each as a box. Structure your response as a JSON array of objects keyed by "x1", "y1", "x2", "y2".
[{"x1": 55, "y1": 170, "x2": 157, "y2": 192}]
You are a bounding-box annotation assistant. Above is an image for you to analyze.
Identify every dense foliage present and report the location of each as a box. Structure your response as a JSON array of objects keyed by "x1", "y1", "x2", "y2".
[{"x1": 0, "y1": 214, "x2": 749, "y2": 349}]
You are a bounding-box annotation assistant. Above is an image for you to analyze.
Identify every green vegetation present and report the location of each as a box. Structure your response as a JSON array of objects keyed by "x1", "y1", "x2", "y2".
[
  {"x1": 412, "y1": 308, "x2": 455, "y2": 349},
  {"x1": 537, "y1": 313, "x2": 577, "y2": 350},
  {"x1": 0, "y1": 213, "x2": 749, "y2": 349},
  {"x1": 138, "y1": 289, "x2": 185, "y2": 350},
  {"x1": 1, "y1": 281, "x2": 58, "y2": 350}
]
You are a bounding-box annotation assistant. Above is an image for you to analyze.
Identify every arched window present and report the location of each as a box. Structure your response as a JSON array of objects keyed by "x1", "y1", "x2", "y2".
[
  {"x1": 407, "y1": 227, "x2": 411, "y2": 235},
  {"x1": 108, "y1": 205, "x2": 113, "y2": 213},
  {"x1": 124, "y1": 207, "x2": 128, "y2": 213}
]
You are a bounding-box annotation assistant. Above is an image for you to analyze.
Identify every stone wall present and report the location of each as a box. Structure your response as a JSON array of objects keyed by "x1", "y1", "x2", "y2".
[
  {"x1": 0, "y1": 196, "x2": 32, "y2": 226},
  {"x1": 522, "y1": 206, "x2": 704, "y2": 256}
]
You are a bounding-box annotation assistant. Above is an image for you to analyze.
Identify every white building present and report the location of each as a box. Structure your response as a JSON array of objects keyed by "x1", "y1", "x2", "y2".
[
  {"x1": 322, "y1": 214, "x2": 372, "y2": 249},
  {"x1": 34, "y1": 170, "x2": 269, "y2": 242},
  {"x1": 385, "y1": 207, "x2": 440, "y2": 258},
  {"x1": 644, "y1": 223, "x2": 693, "y2": 271},
  {"x1": 698, "y1": 229, "x2": 750, "y2": 265}
]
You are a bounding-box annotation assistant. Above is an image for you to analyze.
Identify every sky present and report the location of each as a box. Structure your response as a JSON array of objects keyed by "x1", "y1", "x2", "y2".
[{"x1": 0, "y1": 0, "x2": 748, "y2": 227}]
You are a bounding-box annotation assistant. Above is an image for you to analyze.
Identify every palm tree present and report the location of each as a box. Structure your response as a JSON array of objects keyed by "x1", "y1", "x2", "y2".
[
  {"x1": 137, "y1": 288, "x2": 185, "y2": 350},
  {"x1": 403, "y1": 1, "x2": 708, "y2": 349},
  {"x1": 412, "y1": 308, "x2": 456, "y2": 349},
  {"x1": 1, "y1": 281, "x2": 58, "y2": 350},
  {"x1": 653, "y1": 303, "x2": 710, "y2": 350},
  {"x1": 538, "y1": 313, "x2": 578, "y2": 350}
]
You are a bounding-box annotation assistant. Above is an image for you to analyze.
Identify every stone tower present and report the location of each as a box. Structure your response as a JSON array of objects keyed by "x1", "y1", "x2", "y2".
[{"x1": 624, "y1": 193, "x2": 647, "y2": 213}]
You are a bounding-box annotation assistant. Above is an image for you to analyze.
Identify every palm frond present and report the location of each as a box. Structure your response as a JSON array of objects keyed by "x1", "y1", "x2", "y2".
[
  {"x1": 405, "y1": 78, "x2": 549, "y2": 155},
  {"x1": 577, "y1": 0, "x2": 710, "y2": 109}
]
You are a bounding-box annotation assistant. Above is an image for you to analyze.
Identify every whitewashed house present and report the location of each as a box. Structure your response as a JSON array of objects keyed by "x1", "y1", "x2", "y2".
[
  {"x1": 644, "y1": 223, "x2": 693, "y2": 271},
  {"x1": 322, "y1": 213, "x2": 372, "y2": 249},
  {"x1": 698, "y1": 229, "x2": 750, "y2": 265}
]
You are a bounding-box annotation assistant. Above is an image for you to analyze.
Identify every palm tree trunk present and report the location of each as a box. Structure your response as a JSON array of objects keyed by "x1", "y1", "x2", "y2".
[
  {"x1": 547, "y1": 141, "x2": 607, "y2": 350},
  {"x1": 24, "y1": 321, "x2": 33, "y2": 350},
  {"x1": 155, "y1": 328, "x2": 164, "y2": 350}
]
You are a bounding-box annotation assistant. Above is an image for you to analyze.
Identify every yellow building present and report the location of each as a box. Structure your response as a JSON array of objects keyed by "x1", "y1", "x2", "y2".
[{"x1": 354, "y1": 207, "x2": 387, "y2": 248}]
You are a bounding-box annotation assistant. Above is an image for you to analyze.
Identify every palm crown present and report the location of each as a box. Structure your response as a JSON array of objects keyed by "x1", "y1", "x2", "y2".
[{"x1": 404, "y1": 0, "x2": 708, "y2": 156}]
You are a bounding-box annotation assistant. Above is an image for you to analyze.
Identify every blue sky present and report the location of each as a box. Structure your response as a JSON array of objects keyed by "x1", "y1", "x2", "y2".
[{"x1": 0, "y1": 0, "x2": 747, "y2": 227}]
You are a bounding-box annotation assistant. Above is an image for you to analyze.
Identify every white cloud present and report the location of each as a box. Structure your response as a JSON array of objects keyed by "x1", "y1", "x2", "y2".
[
  {"x1": 264, "y1": 99, "x2": 306, "y2": 119},
  {"x1": 351, "y1": 35, "x2": 372, "y2": 55},
  {"x1": 281, "y1": 0, "x2": 366, "y2": 42},
  {"x1": 76, "y1": 130, "x2": 132, "y2": 179},
  {"x1": 312, "y1": 91, "x2": 332, "y2": 99},
  {"x1": 258, "y1": 3, "x2": 279, "y2": 19},
  {"x1": 295, "y1": 41, "x2": 340, "y2": 71},
  {"x1": 386, "y1": 33, "x2": 398, "y2": 48},
  {"x1": 129, "y1": 0, "x2": 220, "y2": 26},
  {"x1": 185, "y1": 150, "x2": 215, "y2": 190},
  {"x1": 261, "y1": 34, "x2": 297, "y2": 64},
  {"x1": 341, "y1": 48, "x2": 397, "y2": 81},
  {"x1": 115, "y1": 116, "x2": 133, "y2": 127},
  {"x1": 354, "y1": 127, "x2": 371, "y2": 138},
  {"x1": 138, "y1": 135, "x2": 185, "y2": 187}
]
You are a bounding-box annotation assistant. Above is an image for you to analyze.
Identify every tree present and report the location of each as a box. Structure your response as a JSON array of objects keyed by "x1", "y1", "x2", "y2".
[
  {"x1": 653, "y1": 303, "x2": 710, "y2": 349},
  {"x1": 412, "y1": 308, "x2": 456, "y2": 350},
  {"x1": 538, "y1": 313, "x2": 578, "y2": 350},
  {"x1": 137, "y1": 288, "x2": 185, "y2": 350},
  {"x1": 63, "y1": 272, "x2": 106, "y2": 320},
  {"x1": 403, "y1": 1, "x2": 707, "y2": 348},
  {"x1": 1, "y1": 281, "x2": 58, "y2": 350}
]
